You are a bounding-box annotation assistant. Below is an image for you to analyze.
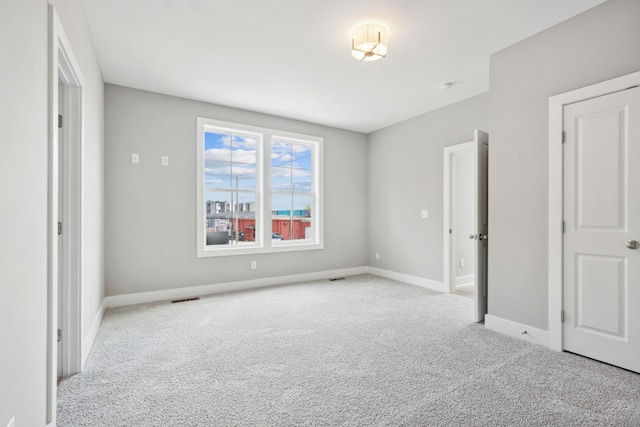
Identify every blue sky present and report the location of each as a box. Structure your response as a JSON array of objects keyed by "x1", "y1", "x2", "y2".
[{"x1": 204, "y1": 131, "x2": 312, "y2": 211}]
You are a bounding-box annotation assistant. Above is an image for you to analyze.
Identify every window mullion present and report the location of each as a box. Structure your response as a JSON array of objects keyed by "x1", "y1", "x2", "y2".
[{"x1": 263, "y1": 134, "x2": 273, "y2": 246}]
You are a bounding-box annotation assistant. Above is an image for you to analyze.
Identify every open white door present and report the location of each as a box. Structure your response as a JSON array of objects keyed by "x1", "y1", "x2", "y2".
[
  {"x1": 57, "y1": 78, "x2": 64, "y2": 379},
  {"x1": 48, "y1": 5, "x2": 84, "y2": 423},
  {"x1": 443, "y1": 130, "x2": 489, "y2": 322},
  {"x1": 563, "y1": 85, "x2": 640, "y2": 373},
  {"x1": 472, "y1": 130, "x2": 489, "y2": 322}
]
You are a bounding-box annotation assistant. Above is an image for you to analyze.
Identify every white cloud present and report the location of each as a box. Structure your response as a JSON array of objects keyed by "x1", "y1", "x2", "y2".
[
  {"x1": 215, "y1": 134, "x2": 232, "y2": 147},
  {"x1": 271, "y1": 142, "x2": 312, "y2": 169},
  {"x1": 271, "y1": 167, "x2": 310, "y2": 179},
  {"x1": 207, "y1": 133, "x2": 257, "y2": 149},
  {"x1": 272, "y1": 181, "x2": 312, "y2": 192},
  {"x1": 232, "y1": 135, "x2": 258, "y2": 149},
  {"x1": 204, "y1": 147, "x2": 256, "y2": 164}
]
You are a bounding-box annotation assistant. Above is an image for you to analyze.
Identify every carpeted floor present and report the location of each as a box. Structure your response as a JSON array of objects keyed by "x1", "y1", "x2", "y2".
[{"x1": 57, "y1": 274, "x2": 640, "y2": 426}]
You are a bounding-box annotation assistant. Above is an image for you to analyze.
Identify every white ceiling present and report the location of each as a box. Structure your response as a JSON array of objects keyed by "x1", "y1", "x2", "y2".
[{"x1": 83, "y1": 0, "x2": 606, "y2": 133}]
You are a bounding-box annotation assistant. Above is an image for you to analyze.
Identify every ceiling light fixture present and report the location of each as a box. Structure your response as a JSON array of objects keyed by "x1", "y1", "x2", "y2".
[{"x1": 351, "y1": 23, "x2": 388, "y2": 62}]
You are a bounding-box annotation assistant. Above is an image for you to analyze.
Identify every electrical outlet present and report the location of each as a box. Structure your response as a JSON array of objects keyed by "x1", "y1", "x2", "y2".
[
  {"x1": 460, "y1": 258, "x2": 465, "y2": 268},
  {"x1": 161, "y1": 156, "x2": 169, "y2": 166},
  {"x1": 251, "y1": 261, "x2": 256, "y2": 269},
  {"x1": 131, "y1": 153, "x2": 140, "y2": 164},
  {"x1": 375, "y1": 252, "x2": 380, "y2": 260},
  {"x1": 421, "y1": 210, "x2": 429, "y2": 219}
]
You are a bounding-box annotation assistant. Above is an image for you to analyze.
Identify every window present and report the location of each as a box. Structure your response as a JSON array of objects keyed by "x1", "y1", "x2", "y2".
[
  {"x1": 271, "y1": 139, "x2": 315, "y2": 244},
  {"x1": 196, "y1": 118, "x2": 323, "y2": 257},
  {"x1": 202, "y1": 128, "x2": 260, "y2": 248}
]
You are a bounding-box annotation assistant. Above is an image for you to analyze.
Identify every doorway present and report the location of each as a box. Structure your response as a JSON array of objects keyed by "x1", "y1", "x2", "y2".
[
  {"x1": 443, "y1": 130, "x2": 489, "y2": 322},
  {"x1": 549, "y1": 71, "x2": 640, "y2": 373},
  {"x1": 56, "y1": 65, "x2": 83, "y2": 380},
  {"x1": 48, "y1": 5, "x2": 84, "y2": 423}
]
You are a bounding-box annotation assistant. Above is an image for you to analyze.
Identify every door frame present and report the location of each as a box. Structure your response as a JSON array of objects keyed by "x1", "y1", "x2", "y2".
[
  {"x1": 48, "y1": 5, "x2": 84, "y2": 424},
  {"x1": 443, "y1": 130, "x2": 489, "y2": 322},
  {"x1": 443, "y1": 141, "x2": 475, "y2": 294},
  {"x1": 548, "y1": 70, "x2": 640, "y2": 352}
]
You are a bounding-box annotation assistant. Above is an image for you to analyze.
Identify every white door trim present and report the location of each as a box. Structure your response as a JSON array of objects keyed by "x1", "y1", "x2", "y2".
[
  {"x1": 548, "y1": 70, "x2": 640, "y2": 352},
  {"x1": 48, "y1": 5, "x2": 84, "y2": 424},
  {"x1": 444, "y1": 141, "x2": 475, "y2": 294}
]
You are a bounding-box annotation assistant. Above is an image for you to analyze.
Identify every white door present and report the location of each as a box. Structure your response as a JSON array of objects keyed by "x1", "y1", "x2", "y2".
[
  {"x1": 563, "y1": 85, "x2": 640, "y2": 373},
  {"x1": 443, "y1": 130, "x2": 488, "y2": 322},
  {"x1": 57, "y1": 79, "x2": 64, "y2": 378},
  {"x1": 473, "y1": 130, "x2": 489, "y2": 322}
]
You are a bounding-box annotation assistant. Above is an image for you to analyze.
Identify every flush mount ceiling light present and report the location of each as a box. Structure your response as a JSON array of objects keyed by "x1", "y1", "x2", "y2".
[{"x1": 351, "y1": 23, "x2": 388, "y2": 62}]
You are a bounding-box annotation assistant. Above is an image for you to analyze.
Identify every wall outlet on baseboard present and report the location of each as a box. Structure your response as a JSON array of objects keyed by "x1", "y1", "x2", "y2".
[
  {"x1": 375, "y1": 252, "x2": 380, "y2": 260},
  {"x1": 7, "y1": 416, "x2": 15, "y2": 427},
  {"x1": 459, "y1": 258, "x2": 464, "y2": 268}
]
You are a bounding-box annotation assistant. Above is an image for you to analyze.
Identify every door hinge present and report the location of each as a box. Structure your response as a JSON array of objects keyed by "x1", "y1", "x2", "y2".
[
  {"x1": 561, "y1": 310, "x2": 565, "y2": 322},
  {"x1": 561, "y1": 131, "x2": 565, "y2": 143},
  {"x1": 57, "y1": 328, "x2": 62, "y2": 343},
  {"x1": 58, "y1": 221, "x2": 63, "y2": 236},
  {"x1": 58, "y1": 114, "x2": 63, "y2": 129},
  {"x1": 562, "y1": 220, "x2": 565, "y2": 233}
]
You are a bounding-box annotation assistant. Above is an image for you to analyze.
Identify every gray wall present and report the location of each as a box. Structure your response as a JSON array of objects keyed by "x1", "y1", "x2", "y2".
[
  {"x1": 368, "y1": 94, "x2": 489, "y2": 281},
  {"x1": 0, "y1": 0, "x2": 104, "y2": 425},
  {"x1": 105, "y1": 85, "x2": 368, "y2": 296},
  {"x1": 488, "y1": 0, "x2": 640, "y2": 329}
]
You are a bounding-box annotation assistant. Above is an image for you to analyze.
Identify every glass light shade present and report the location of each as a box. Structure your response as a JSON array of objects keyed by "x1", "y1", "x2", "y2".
[{"x1": 351, "y1": 23, "x2": 388, "y2": 62}]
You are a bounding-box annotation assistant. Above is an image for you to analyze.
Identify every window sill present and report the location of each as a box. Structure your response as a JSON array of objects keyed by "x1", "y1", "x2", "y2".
[{"x1": 197, "y1": 241, "x2": 324, "y2": 258}]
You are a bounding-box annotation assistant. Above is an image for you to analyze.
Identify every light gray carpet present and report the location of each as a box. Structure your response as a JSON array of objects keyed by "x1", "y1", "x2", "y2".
[{"x1": 57, "y1": 275, "x2": 640, "y2": 426}]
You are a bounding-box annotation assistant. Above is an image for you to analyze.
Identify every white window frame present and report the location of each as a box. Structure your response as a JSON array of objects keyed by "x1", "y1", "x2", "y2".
[{"x1": 196, "y1": 117, "x2": 323, "y2": 257}]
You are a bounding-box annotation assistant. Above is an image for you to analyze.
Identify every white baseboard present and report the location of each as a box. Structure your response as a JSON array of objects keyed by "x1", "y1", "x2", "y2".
[
  {"x1": 455, "y1": 274, "x2": 475, "y2": 287},
  {"x1": 367, "y1": 267, "x2": 447, "y2": 293},
  {"x1": 82, "y1": 299, "x2": 106, "y2": 369},
  {"x1": 485, "y1": 314, "x2": 550, "y2": 348},
  {"x1": 105, "y1": 266, "x2": 369, "y2": 308}
]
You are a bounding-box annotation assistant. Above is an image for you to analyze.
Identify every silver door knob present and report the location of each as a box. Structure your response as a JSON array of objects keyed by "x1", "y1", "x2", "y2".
[
  {"x1": 469, "y1": 234, "x2": 478, "y2": 240},
  {"x1": 479, "y1": 234, "x2": 488, "y2": 240},
  {"x1": 626, "y1": 240, "x2": 639, "y2": 250}
]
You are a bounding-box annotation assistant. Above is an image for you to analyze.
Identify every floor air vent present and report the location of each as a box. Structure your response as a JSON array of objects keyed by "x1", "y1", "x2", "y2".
[{"x1": 171, "y1": 297, "x2": 200, "y2": 304}]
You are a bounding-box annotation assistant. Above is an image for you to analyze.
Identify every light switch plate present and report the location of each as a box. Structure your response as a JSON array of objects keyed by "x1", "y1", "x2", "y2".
[
  {"x1": 131, "y1": 153, "x2": 140, "y2": 164},
  {"x1": 161, "y1": 156, "x2": 169, "y2": 166},
  {"x1": 421, "y1": 210, "x2": 429, "y2": 219}
]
